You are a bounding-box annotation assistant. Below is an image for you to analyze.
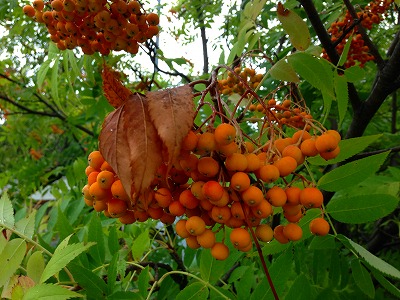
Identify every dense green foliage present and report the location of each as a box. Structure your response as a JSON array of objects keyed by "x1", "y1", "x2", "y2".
[{"x1": 0, "y1": 0, "x2": 399, "y2": 299}]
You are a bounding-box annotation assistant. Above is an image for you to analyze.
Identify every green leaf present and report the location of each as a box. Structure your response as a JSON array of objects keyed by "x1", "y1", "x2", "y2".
[
  {"x1": 200, "y1": 248, "x2": 213, "y2": 281},
  {"x1": 334, "y1": 72, "x2": 348, "y2": 127},
  {"x1": 269, "y1": 59, "x2": 300, "y2": 82},
  {"x1": 309, "y1": 235, "x2": 336, "y2": 250},
  {"x1": 344, "y1": 65, "x2": 365, "y2": 82},
  {"x1": 131, "y1": 229, "x2": 150, "y2": 261},
  {"x1": 0, "y1": 192, "x2": 15, "y2": 228},
  {"x1": 108, "y1": 224, "x2": 119, "y2": 255},
  {"x1": 107, "y1": 253, "x2": 118, "y2": 295},
  {"x1": 228, "y1": 266, "x2": 249, "y2": 283},
  {"x1": 0, "y1": 238, "x2": 26, "y2": 288},
  {"x1": 308, "y1": 134, "x2": 382, "y2": 165},
  {"x1": 36, "y1": 58, "x2": 52, "y2": 88},
  {"x1": 372, "y1": 271, "x2": 400, "y2": 298},
  {"x1": 51, "y1": 56, "x2": 61, "y2": 108},
  {"x1": 287, "y1": 52, "x2": 334, "y2": 97},
  {"x1": 69, "y1": 263, "x2": 107, "y2": 299},
  {"x1": 15, "y1": 210, "x2": 36, "y2": 239},
  {"x1": 277, "y1": 3, "x2": 311, "y2": 51},
  {"x1": 326, "y1": 194, "x2": 398, "y2": 224},
  {"x1": 175, "y1": 282, "x2": 209, "y2": 300},
  {"x1": 351, "y1": 260, "x2": 375, "y2": 298},
  {"x1": 338, "y1": 36, "x2": 353, "y2": 66},
  {"x1": 137, "y1": 266, "x2": 150, "y2": 299},
  {"x1": 285, "y1": 273, "x2": 312, "y2": 300},
  {"x1": 108, "y1": 291, "x2": 142, "y2": 300},
  {"x1": 23, "y1": 283, "x2": 83, "y2": 300},
  {"x1": 338, "y1": 235, "x2": 400, "y2": 280},
  {"x1": 318, "y1": 151, "x2": 390, "y2": 191},
  {"x1": 27, "y1": 251, "x2": 45, "y2": 284},
  {"x1": 87, "y1": 214, "x2": 105, "y2": 265},
  {"x1": 237, "y1": 262, "x2": 256, "y2": 299},
  {"x1": 40, "y1": 239, "x2": 95, "y2": 283}
]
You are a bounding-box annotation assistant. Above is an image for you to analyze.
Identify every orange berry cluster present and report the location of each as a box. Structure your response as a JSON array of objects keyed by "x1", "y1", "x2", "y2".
[
  {"x1": 323, "y1": 0, "x2": 393, "y2": 68},
  {"x1": 218, "y1": 67, "x2": 264, "y2": 97},
  {"x1": 249, "y1": 98, "x2": 314, "y2": 130},
  {"x1": 22, "y1": 0, "x2": 160, "y2": 55}
]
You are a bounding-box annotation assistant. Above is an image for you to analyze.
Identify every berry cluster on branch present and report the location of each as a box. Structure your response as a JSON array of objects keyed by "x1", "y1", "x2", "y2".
[
  {"x1": 322, "y1": 0, "x2": 393, "y2": 68},
  {"x1": 22, "y1": 0, "x2": 159, "y2": 55}
]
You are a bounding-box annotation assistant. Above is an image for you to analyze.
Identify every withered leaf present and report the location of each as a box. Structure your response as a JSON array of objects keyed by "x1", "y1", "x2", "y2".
[
  {"x1": 99, "y1": 93, "x2": 163, "y2": 199},
  {"x1": 101, "y1": 64, "x2": 133, "y2": 108},
  {"x1": 147, "y1": 85, "x2": 195, "y2": 168}
]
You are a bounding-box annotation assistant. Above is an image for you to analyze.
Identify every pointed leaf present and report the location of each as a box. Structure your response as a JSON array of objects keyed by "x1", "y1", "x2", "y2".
[
  {"x1": 107, "y1": 253, "x2": 119, "y2": 295},
  {"x1": 15, "y1": 210, "x2": 36, "y2": 239},
  {"x1": 372, "y1": 271, "x2": 400, "y2": 298},
  {"x1": 69, "y1": 263, "x2": 107, "y2": 298},
  {"x1": 99, "y1": 94, "x2": 163, "y2": 198},
  {"x1": 326, "y1": 194, "x2": 398, "y2": 224},
  {"x1": 101, "y1": 64, "x2": 133, "y2": 108},
  {"x1": 23, "y1": 283, "x2": 83, "y2": 300},
  {"x1": 338, "y1": 235, "x2": 400, "y2": 280},
  {"x1": 269, "y1": 59, "x2": 300, "y2": 82},
  {"x1": 351, "y1": 260, "x2": 375, "y2": 298},
  {"x1": 338, "y1": 36, "x2": 353, "y2": 66},
  {"x1": 175, "y1": 282, "x2": 209, "y2": 300},
  {"x1": 334, "y1": 72, "x2": 348, "y2": 127},
  {"x1": 0, "y1": 192, "x2": 14, "y2": 228},
  {"x1": 138, "y1": 265, "x2": 150, "y2": 299},
  {"x1": 344, "y1": 65, "x2": 365, "y2": 82},
  {"x1": 40, "y1": 241, "x2": 95, "y2": 283},
  {"x1": 318, "y1": 151, "x2": 390, "y2": 192},
  {"x1": 147, "y1": 85, "x2": 195, "y2": 168},
  {"x1": 27, "y1": 251, "x2": 45, "y2": 284},
  {"x1": 87, "y1": 214, "x2": 105, "y2": 265},
  {"x1": 0, "y1": 238, "x2": 26, "y2": 288},
  {"x1": 285, "y1": 273, "x2": 312, "y2": 300},
  {"x1": 131, "y1": 229, "x2": 150, "y2": 261},
  {"x1": 277, "y1": 3, "x2": 311, "y2": 51}
]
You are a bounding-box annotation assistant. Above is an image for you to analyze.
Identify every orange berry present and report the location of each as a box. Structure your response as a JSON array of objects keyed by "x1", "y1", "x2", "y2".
[
  {"x1": 284, "y1": 210, "x2": 304, "y2": 223},
  {"x1": 197, "y1": 156, "x2": 220, "y2": 177},
  {"x1": 168, "y1": 200, "x2": 186, "y2": 216},
  {"x1": 211, "y1": 205, "x2": 231, "y2": 224},
  {"x1": 32, "y1": 0, "x2": 44, "y2": 10},
  {"x1": 85, "y1": 165, "x2": 96, "y2": 176},
  {"x1": 196, "y1": 132, "x2": 216, "y2": 154},
  {"x1": 89, "y1": 182, "x2": 111, "y2": 201},
  {"x1": 111, "y1": 180, "x2": 129, "y2": 201},
  {"x1": 309, "y1": 217, "x2": 330, "y2": 236},
  {"x1": 23, "y1": 5, "x2": 35, "y2": 17},
  {"x1": 96, "y1": 170, "x2": 115, "y2": 189},
  {"x1": 265, "y1": 186, "x2": 287, "y2": 207},
  {"x1": 230, "y1": 172, "x2": 251, "y2": 192},
  {"x1": 160, "y1": 213, "x2": 176, "y2": 225},
  {"x1": 93, "y1": 199, "x2": 108, "y2": 212},
  {"x1": 230, "y1": 201, "x2": 246, "y2": 219},
  {"x1": 315, "y1": 133, "x2": 339, "y2": 153},
  {"x1": 88, "y1": 150, "x2": 105, "y2": 170},
  {"x1": 185, "y1": 216, "x2": 206, "y2": 236},
  {"x1": 299, "y1": 187, "x2": 323, "y2": 208},
  {"x1": 100, "y1": 161, "x2": 114, "y2": 172},
  {"x1": 119, "y1": 210, "x2": 136, "y2": 224},
  {"x1": 245, "y1": 153, "x2": 261, "y2": 172},
  {"x1": 292, "y1": 130, "x2": 312, "y2": 143},
  {"x1": 182, "y1": 130, "x2": 198, "y2": 151},
  {"x1": 179, "y1": 153, "x2": 199, "y2": 173},
  {"x1": 225, "y1": 153, "x2": 248, "y2": 172},
  {"x1": 273, "y1": 156, "x2": 297, "y2": 177},
  {"x1": 214, "y1": 123, "x2": 236, "y2": 145},
  {"x1": 251, "y1": 200, "x2": 273, "y2": 218},
  {"x1": 274, "y1": 137, "x2": 293, "y2": 154},
  {"x1": 255, "y1": 224, "x2": 273, "y2": 242},
  {"x1": 147, "y1": 207, "x2": 164, "y2": 220},
  {"x1": 82, "y1": 184, "x2": 91, "y2": 199},
  {"x1": 230, "y1": 227, "x2": 251, "y2": 249},
  {"x1": 190, "y1": 181, "x2": 205, "y2": 200},
  {"x1": 210, "y1": 189, "x2": 230, "y2": 207},
  {"x1": 202, "y1": 180, "x2": 224, "y2": 202},
  {"x1": 241, "y1": 185, "x2": 263, "y2": 207},
  {"x1": 320, "y1": 146, "x2": 340, "y2": 160},
  {"x1": 196, "y1": 228, "x2": 216, "y2": 248},
  {"x1": 258, "y1": 164, "x2": 280, "y2": 183},
  {"x1": 283, "y1": 203, "x2": 302, "y2": 216},
  {"x1": 146, "y1": 12, "x2": 159, "y2": 26},
  {"x1": 87, "y1": 171, "x2": 99, "y2": 185},
  {"x1": 326, "y1": 130, "x2": 341, "y2": 143},
  {"x1": 300, "y1": 139, "x2": 319, "y2": 157},
  {"x1": 282, "y1": 145, "x2": 304, "y2": 165},
  {"x1": 175, "y1": 219, "x2": 190, "y2": 238},
  {"x1": 154, "y1": 188, "x2": 173, "y2": 208},
  {"x1": 283, "y1": 223, "x2": 303, "y2": 241},
  {"x1": 285, "y1": 186, "x2": 302, "y2": 205},
  {"x1": 134, "y1": 210, "x2": 149, "y2": 222},
  {"x1": 108, "y1": 198, "x2": 128, "y2": 218},
  {"x1": 273, "y1": 225, "x2": 289, "y2": 244},
  {"x1": 127, "y1": 0, "x2": 141, "y2": 14},
  {"x1": 217, "y1": 141, "x2": 238, "y2": 157},
  {"x1": 179, "y1": 189, "x2": 200, "y2": 209},
  {"x1": 211, "y1": 242, "x2": 229, "y2": 260},
  {"x1": 186, "y1": 235, "x2": 201, "y2": 249}
]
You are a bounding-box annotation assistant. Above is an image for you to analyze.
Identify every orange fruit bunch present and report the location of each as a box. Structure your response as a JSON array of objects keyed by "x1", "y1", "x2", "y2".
[
  {"x1": 322, "y1": 0, "x2": 393, "y2": 68},
  {"x1": 22, "y1": 0, "x2": 160, "y2": 55},
  {"x1": 218, "y1": 67, "x2": 264, "y2": 97}
]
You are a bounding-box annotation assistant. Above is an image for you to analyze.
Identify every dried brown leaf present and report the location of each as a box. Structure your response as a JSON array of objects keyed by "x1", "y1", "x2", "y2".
[
  {"x1": 99, "y1": 93, "x2": 163, "y2": 199},
  {"x1": 102, "y1": 64, "x2": 133, "y2": 108},
  {"x1": 147, "y1": 85, "x2": 194, "y2": 168}
]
